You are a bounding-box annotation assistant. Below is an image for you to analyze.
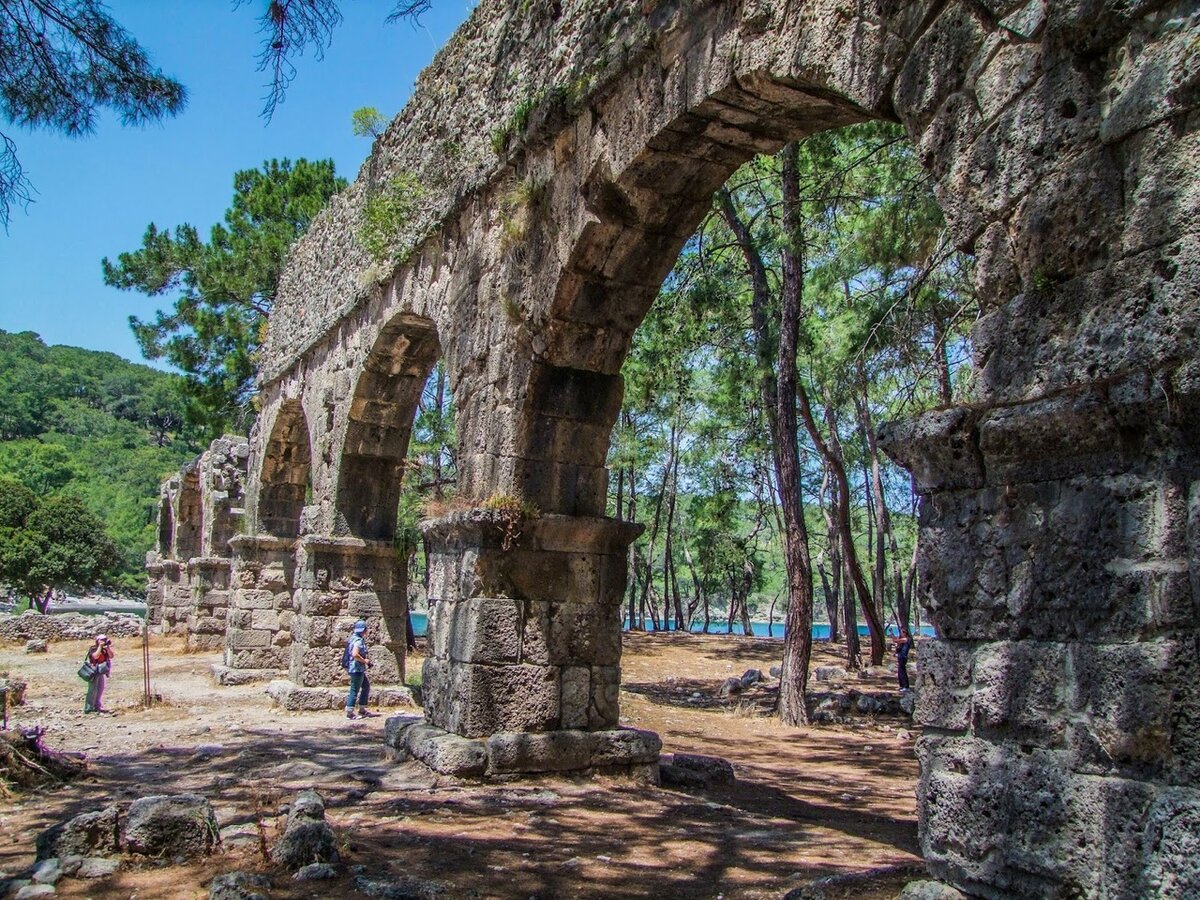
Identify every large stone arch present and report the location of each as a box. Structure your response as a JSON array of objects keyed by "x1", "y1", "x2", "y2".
[
  {"x1": 240, "y1": 0, "x2": 1199, "y2": 893},
  {"x1": 337, "y1": 313, "x2": 442, "y2": 540},
  {"x1": 254, "y1": 399, "x2": 313, "y2": 538}
]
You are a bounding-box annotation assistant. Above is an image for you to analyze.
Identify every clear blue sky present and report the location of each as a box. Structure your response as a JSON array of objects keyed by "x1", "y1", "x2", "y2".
[{"x1": 0, "y1": 1, "x2": 475, "y2": 365}]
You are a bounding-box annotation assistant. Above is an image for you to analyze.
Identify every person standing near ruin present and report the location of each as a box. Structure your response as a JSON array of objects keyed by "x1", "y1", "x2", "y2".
[
  {"x1": 895, "y1": 629, "x2": 914, "y2": 692},
  {"x1": 84, "y1": 634, "x2": 114, "y2": 713},
  {"x1": 344, "y1": 621, "x2": 378, "y2": 720}
]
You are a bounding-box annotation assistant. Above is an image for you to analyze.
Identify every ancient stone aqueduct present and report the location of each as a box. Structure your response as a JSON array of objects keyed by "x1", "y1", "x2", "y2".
[{"x1": 145, "y1": 0, "x2": 1199, "y2": 894}]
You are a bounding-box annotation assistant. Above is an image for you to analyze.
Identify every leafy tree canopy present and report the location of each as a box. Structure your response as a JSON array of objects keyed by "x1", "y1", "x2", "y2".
[
  {"x1": 103, "y1": 158, "x2": 347, "y2": 435},
  {"x1": 0, "y1": 479, "x2": 122, "y2": 612},
  {"x1": 0, "y1": 330, "x2": 201, "y2": 588}
]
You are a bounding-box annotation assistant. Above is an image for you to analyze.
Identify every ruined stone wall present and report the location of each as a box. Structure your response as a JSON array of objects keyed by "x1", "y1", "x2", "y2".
[
  {"x1": 146, "y1": 437, "x2": 249, "y2": 645},
  {"x1": 242, "y1": 0, "x2": 1199, "y2": 889}
]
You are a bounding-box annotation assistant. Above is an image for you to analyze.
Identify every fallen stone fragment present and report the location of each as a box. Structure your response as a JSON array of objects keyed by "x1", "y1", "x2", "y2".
[
  {"x1": 23, "y1": 640, "x2": 47, "y2": 654},
  {"x1": 271, "y1": 790, "x2": 339, "y2": 870},
  {"x1": 660, "y1": 753, "x2": 735, "y2": 789},
  {"x1": 208, "y1": 871, "x2": 271, "y2": 900},
  {"x1": 717, "y1": 677, "x2": 744, "y2": 698},
  {"x1": 814, "y1": 665, "x2": 847, "y2": 682},
  {"x1": 122, "y1": 794, "x2": 219, "y2": 858},
  {"x1": 30, "y1": 859, "x2": 60, "y2": 884},
  {"x1": 36, "y1": 805, "x2": 120, "y2": 860},
  {"x1": 293, "y1": 862, "x2": 338, "y2": 880},
  {"x1": 14, "y1": 883, "x2": 55, "y2": 898},
  {"x1": 354, "y1": 874, "x2": 447, "y2": 899},
  {"x1": 74, "y1": 857, "x2": 120, "y2": 878},
  {"x1": 897, "y1": 880, "x2": 969, "y2": 900},
  {"x1": 739, "y1": 668, "x2": 764, "y2": 687}
]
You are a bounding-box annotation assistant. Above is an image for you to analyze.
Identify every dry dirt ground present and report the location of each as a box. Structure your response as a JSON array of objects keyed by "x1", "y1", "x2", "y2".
[{"x1": 0, "y1": 632, "x2": 922, "y2": 899}]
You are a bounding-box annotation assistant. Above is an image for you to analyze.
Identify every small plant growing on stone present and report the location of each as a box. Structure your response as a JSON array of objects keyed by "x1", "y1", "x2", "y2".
[
  {"x1": 482, "y1": 491, "x2": 539, "y2": 551},
  {"x1": 358, "y1": 173, "x2": 426, "y2": 265}
]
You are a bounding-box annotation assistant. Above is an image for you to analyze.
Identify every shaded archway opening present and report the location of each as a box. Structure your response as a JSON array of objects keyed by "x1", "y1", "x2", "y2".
[
  {"x1": 157, "y1": 496, "x2": 175, "y2": 558},
  {"x1": 336, "y1": 314, "x2": 444, "y2": 541},
  {"x1": 175, "y1": 469, "x2": 203, "y2": 561},
  {"x1": 258, "y1": 400, "x2": 313, "y2": 538},
  {"x1": 514, "y1": 75, "x2": 872, "y2": 519}
]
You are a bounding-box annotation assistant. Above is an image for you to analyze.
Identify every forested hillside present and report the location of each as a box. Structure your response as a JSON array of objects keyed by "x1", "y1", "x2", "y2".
[{"x1": 0, "y1": 330, "x2": 204, "y2": 589}]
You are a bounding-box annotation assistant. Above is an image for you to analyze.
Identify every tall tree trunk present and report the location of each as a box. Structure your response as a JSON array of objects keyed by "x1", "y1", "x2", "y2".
[
  {"x1": 843, "y1": 553, "x2": 862, "y2": 668},
  {"x1": 626, "y1": 462, "x2": 640, "y2": 631},
  {"x1": 798, "y1": 392, "x2": 886, "y2": 665},
  {"x1": 719, "y1": 144, "x2": 816, "y2": 725},
  {"x1": 856, "y1": 375, "x2": 906, "y2": 631}
]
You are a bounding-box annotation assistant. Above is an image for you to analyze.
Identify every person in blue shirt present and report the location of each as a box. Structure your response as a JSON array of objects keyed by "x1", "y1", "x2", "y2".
[
  {"x1": 345, "y1": 620, "x2": 378, "y2": 720},
  {"x1": 896, "y1": 629, "x2": 914, "y2": 692}
]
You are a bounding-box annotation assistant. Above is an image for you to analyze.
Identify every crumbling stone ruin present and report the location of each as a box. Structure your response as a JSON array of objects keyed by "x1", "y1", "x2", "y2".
[
  {"x1": 146, "y1": 0, "x2": 1199, "y2": 894},
  {"x1": 146, "y1": 437, "x2": 249, "y2": 653}
]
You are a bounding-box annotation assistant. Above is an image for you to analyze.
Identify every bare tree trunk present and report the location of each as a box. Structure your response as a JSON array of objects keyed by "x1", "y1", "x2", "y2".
[
  {"x1": 932, "y1": 316, "x2": 953, "y2": 405},
  {"x1": 800, "y1": 393, "x2": 886, "y2": 666},
  {"x1": 719, "y1": 145, "x2": 816, "y2": 725},
  {"x1": 627, "y1": 464, "x2": 641, "y2": 631},
  {"x1": 843, "y1": 553, "x2": 862, "y2": 668}
]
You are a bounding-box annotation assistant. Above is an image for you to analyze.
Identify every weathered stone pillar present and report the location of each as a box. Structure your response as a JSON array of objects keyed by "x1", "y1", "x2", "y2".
[
  {"x1": 882, "y1": 374, "x2": 1200, "y2": 896},
  {"x1": 387, "y1": 511, "x2": 660, "y2": 779},
  {"x1": 290, "y1": 536, "x2": 406, "y2": 686},
  {"x1": 185, "y1": 558, "x2": 233, "y2": 652},
  {"x1": 145, "y1": 553, "x2": 166, "y2": 629},
  {"x1": 217, "y1": 535, "x2": 297, "y2": 682}
]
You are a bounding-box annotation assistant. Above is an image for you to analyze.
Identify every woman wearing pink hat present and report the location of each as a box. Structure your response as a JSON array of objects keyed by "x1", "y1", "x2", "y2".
[{"x1": 83, "y1": 634, "x2": 114, "y2": 713}]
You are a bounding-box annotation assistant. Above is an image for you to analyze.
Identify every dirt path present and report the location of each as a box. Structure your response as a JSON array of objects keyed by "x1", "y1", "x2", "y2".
[{"x1": 0, "y1": 632, "x2": 921, "y2": 899}]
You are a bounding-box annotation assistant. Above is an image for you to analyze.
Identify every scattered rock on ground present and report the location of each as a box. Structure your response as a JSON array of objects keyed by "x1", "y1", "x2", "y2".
[
  {"x1": 74, "y1": 857, "x2": 120, "y2": 878},
  {"x1": 354, "y1": 874, "x2": 447, "y2": 899},
  {"x1": 897, "y1": 880, "x2": 969, "y2": 899},
  {"x1": 15, "y1": 883, "x2": 56, "y2": 898},
  {"x1": 660, "y1": 753, "x2": 736, "y2": 789},
  {"x1": 209, "y1": 871, "x2": 271, "y2": 900},
  {"x1": 293, "y1": 862, "x2": 338, "y2": 880},
  {"x1": 36, "y1": 805, "x2": 120, "y2": 860},
  {"x1": 122, "y1": 794, "x2": 219, "y2": 858},
  {"x1": 739, "y1": 668, "x2": 764, "y2": 687},
  {"x1": 30, "y1": 858, "x2": 60, "y2": 884},
  {"x1": 717, "y1": 677, "x2": 745, "y2": 698},
  {"x1": 23, "y1": 640, "x2": 47, "y2": 654},
  {"x1": 271, "y1": 789, "x2": 339, "y2": 869},
  {"x1": 814, "y1": 665, "x2": 848, "y2": 682}
]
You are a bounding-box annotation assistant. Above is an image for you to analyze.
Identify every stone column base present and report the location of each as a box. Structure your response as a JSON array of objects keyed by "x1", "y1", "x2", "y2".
[
  {"x1": 266, "y1": 679, "x2": 416, "y2": 712},
  {"x1": 384, "y1": 715, "x2": 661, "y2": 781},
  {"x1": 210, "y1": 664, "x2": 277, "y2": 686}
]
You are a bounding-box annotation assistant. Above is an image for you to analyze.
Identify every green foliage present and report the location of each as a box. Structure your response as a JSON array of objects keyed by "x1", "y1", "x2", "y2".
[
  {"x1": 0, "y1": 479, "x2": 122, "y2": 612},
  {"x1": 103, "y1": 158, "x2": 346, "y2": 435},
  {"x1": 351, "y1": 106, "x2": 387, "y2": 139},
  {"x1": 0, "y1": 0, "x2": 186, "y2": 227},
  {"x1": 358, "y1": 172, "x2": 427, "y2": 265},
  {"x1": 0, "y1": 330, "x2": 202, "y2": 590}
]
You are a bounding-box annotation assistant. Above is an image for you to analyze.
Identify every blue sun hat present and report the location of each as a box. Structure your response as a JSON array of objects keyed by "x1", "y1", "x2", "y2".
[{"x1": 353, "y1": 620, "x2": 367, "y2": 634}]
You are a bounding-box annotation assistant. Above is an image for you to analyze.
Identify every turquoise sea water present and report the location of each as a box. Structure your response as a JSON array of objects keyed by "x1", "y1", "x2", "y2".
[{"x1": 408, "y1": 612, "x2": 933, "y2": 640}]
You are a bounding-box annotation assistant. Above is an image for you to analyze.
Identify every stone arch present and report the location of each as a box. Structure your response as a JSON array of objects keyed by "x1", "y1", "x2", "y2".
[
  {"x1": 257, "y1": 400, "x2": 313, "y2": 538},
  {"x1": 336, "y1": 314, "x2": 443, "y2": 540},
  {"x1": 511, "y1": 76, "x2": 873, "y2": 515}
]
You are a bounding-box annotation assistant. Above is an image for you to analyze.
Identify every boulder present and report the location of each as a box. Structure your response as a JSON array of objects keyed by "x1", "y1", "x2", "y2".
[
  {"x1": 23, "y1": 640, "x2": 47, "y2": 654},
  {"x1": 717, "y1": 677, "x2": 745, "y2": 698},
  {"x1": 660, "y1": 753, "x2": 735, "y2": 789},
  {"x1": 738, "y1": 668, "x2": 764, "y2": 687},
  {"x1": 36, "y1": 805, "x2": 120, "y2": 860},
  {"x1": 294, "y1": 863, "x2": 339, "y2": 880},
  {"x1": 14, "y1": 884, "x2": 55, "y2": 899},
  {"x1": 814, "y1": 665, "x2": 848, "y2": 682},
  {"x1": 897, "y1": 880, "x2": 969, "y2": 900},
  {"x1": 121, "y1": 794, "x2": 219, "y2": 858},
  {"x1": 209, "y1": 871, "x2": 271, "y2": 900},
  {"x1": 271, "y1": 790, "x2": 339, "y2": 870}
]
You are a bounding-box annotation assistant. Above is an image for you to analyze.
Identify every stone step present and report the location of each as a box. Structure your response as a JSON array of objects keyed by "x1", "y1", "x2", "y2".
[
  {"x1": 210, "y1": 664, "x2": 278, "y2": 686},
  {"x1": 266, "y1": 679, "x2": 416, "y2": 712}
]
